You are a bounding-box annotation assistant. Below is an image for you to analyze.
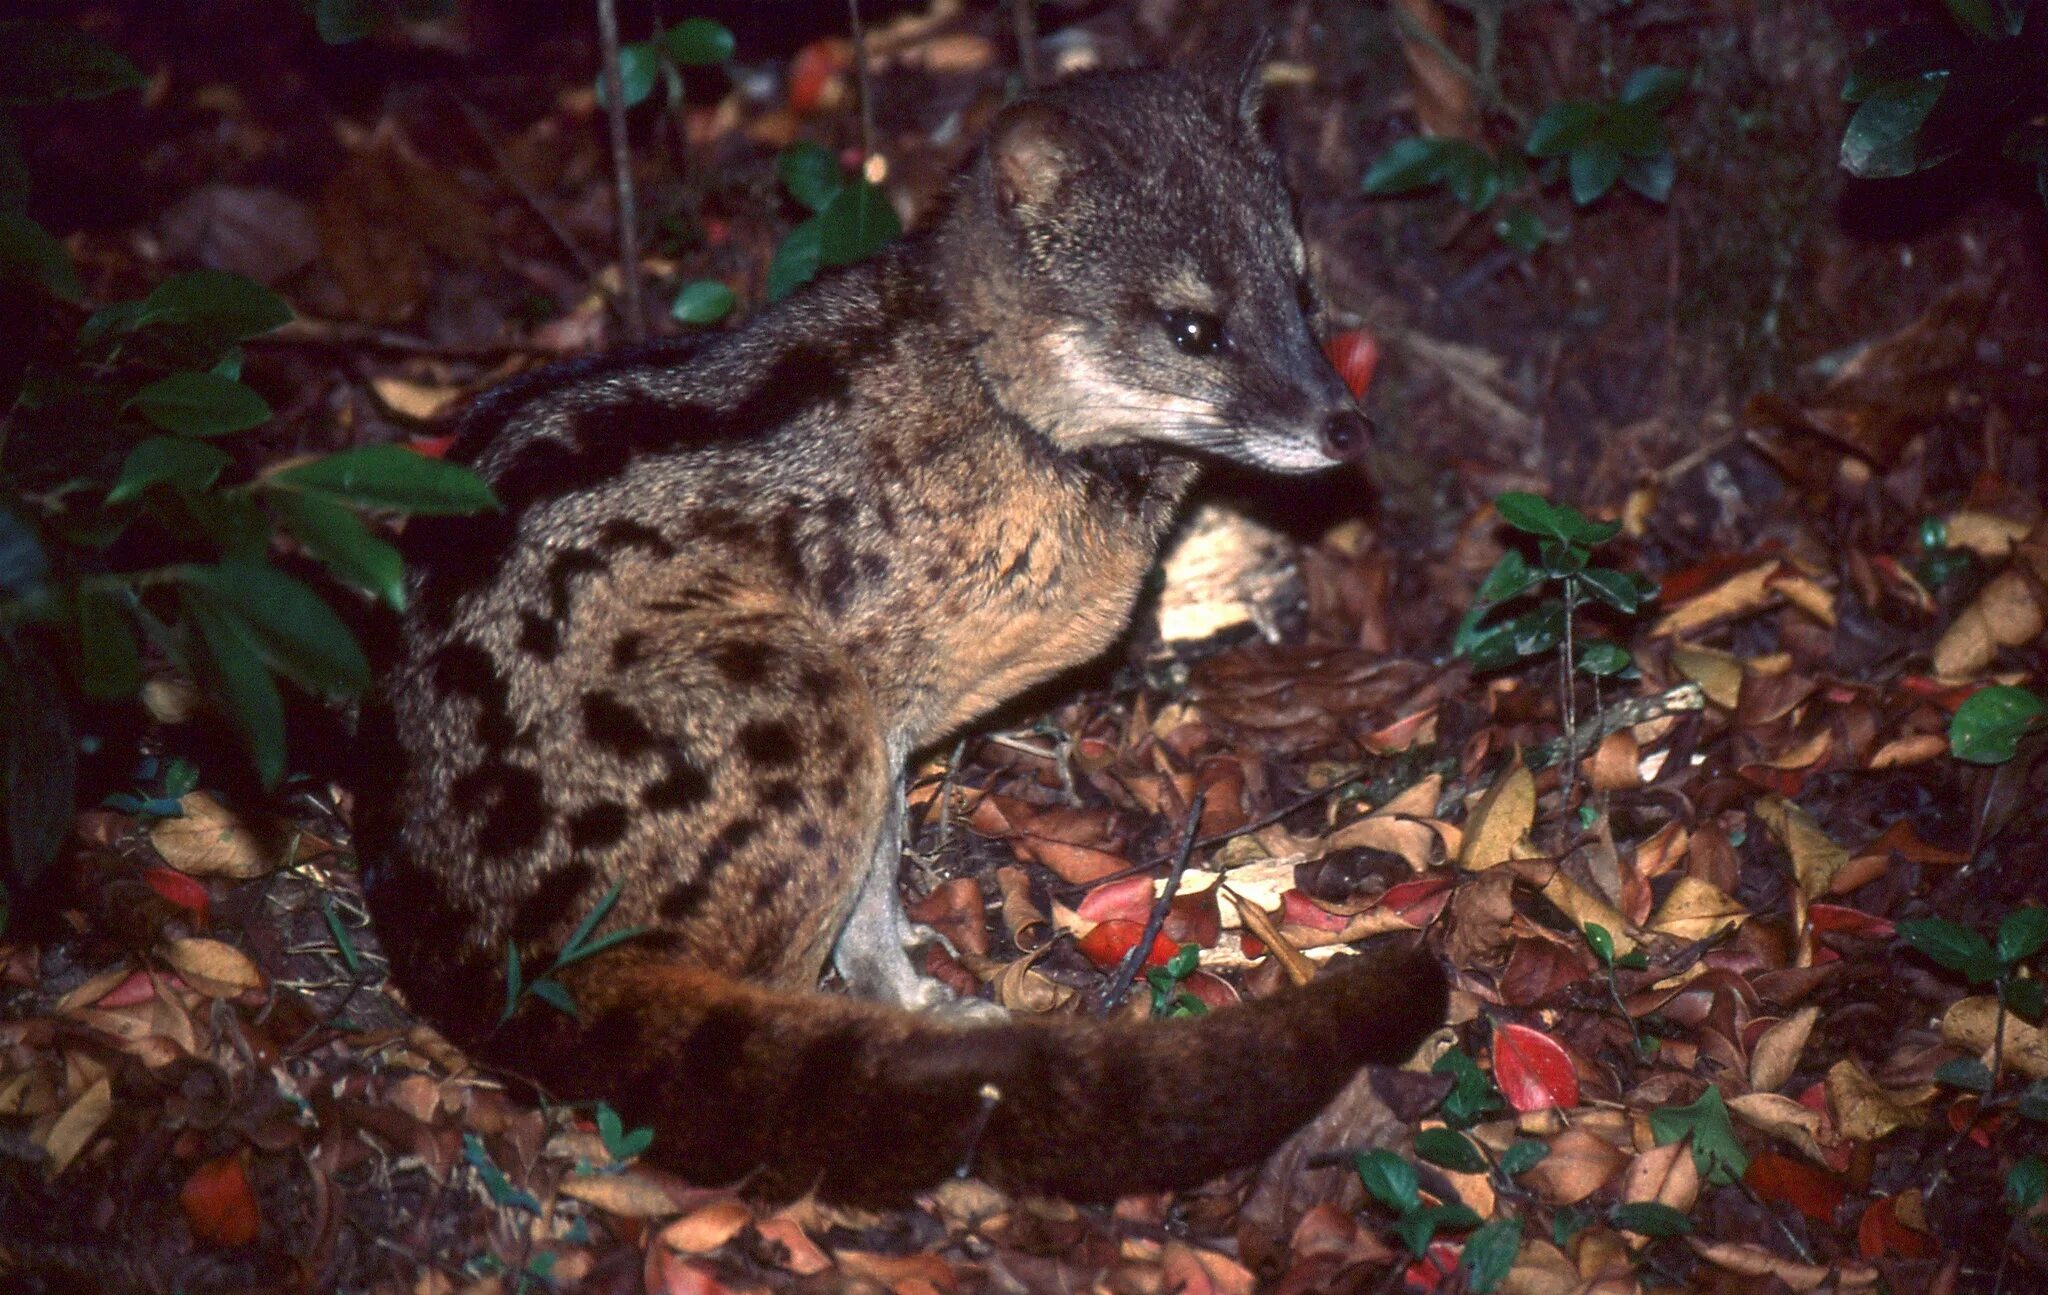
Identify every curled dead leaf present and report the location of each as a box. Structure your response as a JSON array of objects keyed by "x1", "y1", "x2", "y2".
[
  {"x1": 39, "y1": 1076, "x2": 113, "y2": 1175},
  {"x1": 1825, "y1": 1059, "x2": 1933, "y2": 1141},
  {"x1": 656, "y1": 1197, "x2": 754, "y2": 1253},
  {"x1": 1458, "y1": 754, "x2": 1534, "y2": 871},
  {"x1": 1750, "y1": 1006, "x2": 1820, "y2": 1093},
  {"x1": 150, "y1": 793, "x2": 275, "y2": 879},
  {"x1": 562, "y1": 1169, "x2": 696, "y2": 1219},
  {"x1": 1941, "y1": 995, "x2": 2048, "y2": 1079},
  {"x1": 1521, "y1": 1124, "x2": 1625, "y2": 1205},
  {"x1": 1728, "y1": 1092, "x2": 1839, "y2": 1165},
  {"x1": 1649, "y1": 876, "x2": 1747, "y2": 943},
  {"x1": 1619, "y1": 1138, "x2": 1700, "y2": 1223},
  {"x1": 1687, "y1": 1237, "x2": 1877, "y2": 1289},
  {"x1": 1754, "y1": 797, "x2": 1848, "y2": 900},
  {"x1": 164, "y1": 937, "x2": 265, "y2": 999},
  {"x1": 1932, "y1": 568, "x2": 2045, "y2": 679}
]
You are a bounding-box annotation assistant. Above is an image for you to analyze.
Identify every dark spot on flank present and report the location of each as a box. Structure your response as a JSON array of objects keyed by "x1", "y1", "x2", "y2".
[
  {"x1": 873, "y1": 498, "x2": 897, "y2": 533},
  {"x1": 645, "y1": 592, "x2": 713, "y2": 614},
  {"x1": 857, "y1": 553, "x2": 890, "y2": 582},
  {"x1": 658, "y1": 877, "x2": 712, "y2": 923},
  {"x1": 450, "y1": 761, "x2": 550, "y2": 858},
  {"x1": 708, "y1": 640, "x2": 778, "y2": 685},
  {"x1": 923, "y1": 560, "x2": 946, "y2": 582},
  {"x1": 798, "y1": 821, "x2": 823, "y2": 849},
  {"x1": 749, "y1": 858, "x2": 792, "y2": 910},
  {"x1": 511, "y1": 861, "x2": 596, "y2": 943},
  {"x1": 767, "y1": 511, "x2": 807, "y2": 588},
  {"x1": 818, "y1": 717, "x2": 851, "y2": 756},
  {"x1": 566, "y1": 800, "x2": 630, "y2": 850},
  {"x1": 761, "y1": 780, "x2": 803, "y2": 814},
  {"x1": 642, "y1": 754, "x2": 711, "y2": 814},
  {"x1": 545, "y1": 547, "x2": 607, "y2": 619},
  {"x1": 821, "y1": 495, "x2": 856, "y2": 526},
  {"x1": 815, "y1": 550, "x2": 857, "y2": 616},
  {"x1": 597, "y1": 518, "x2": 676, "y2": 557},
  {"x1": 715, "y1": 816, "x2": 762, "y2": 855},
  {"x1": 795, "y1": 666, "x2": 836, "y2": 705},
  {"x1": 429, "y1": 640, "x2": 522, "y2": 751},
  {"x1": 517, "y1": 612, "x2": 560, "y2": 660},
  {"x1": 611, "y1": 632, "x2": 647, "y2": 669},
  {"x1": 581, "y1": 690, "x2": 657, "y2": 756},
  {"x1": 869, "y1": 437, "x2": 906, "y2": 481},
  {"x1": 691, "y1": 507, "x2": 751, "y2": 546},
  {"x1": 736, "y1": 718, "x2": 801, "y2": 767},
  {"x1": 822, "y1": 777, "x2": 847, "y2": 809}
]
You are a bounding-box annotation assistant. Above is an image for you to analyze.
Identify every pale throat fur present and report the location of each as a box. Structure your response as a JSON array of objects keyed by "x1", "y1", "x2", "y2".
[{"x1": 358, "y1": 51, "x2": 1439, "y2": 1206}]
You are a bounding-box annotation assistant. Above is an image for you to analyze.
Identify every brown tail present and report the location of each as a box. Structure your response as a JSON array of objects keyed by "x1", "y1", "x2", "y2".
[{"x1": 484, "y1": 937, "x2": 1446, "y2": 1204}]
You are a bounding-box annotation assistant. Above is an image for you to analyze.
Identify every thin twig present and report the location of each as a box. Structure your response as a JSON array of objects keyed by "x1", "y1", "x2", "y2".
[
  {"x1": 451, "y1": 92, "x2": 598, "y2": 278},
  {"x1": 1196, "y1": 767, "x2": 1368, "y2": 850},
  {"x1": 1100, "y1": 790, "x2": 1206, "y2": 1014},
  {"x1": 593, "y1": 0, "x2": 646, "y2": 341},
  {"x1": 845, "y1": 0, "x2": 877, "y2": 164},
  {"x1": 1011, "y1": 0, "x2": 1040, "y2": 88}
]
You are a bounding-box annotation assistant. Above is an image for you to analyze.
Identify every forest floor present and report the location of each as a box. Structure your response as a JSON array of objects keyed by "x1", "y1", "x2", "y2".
[{"x1": 2, "y1": 1, "x2": 2046, "y2": 1293}]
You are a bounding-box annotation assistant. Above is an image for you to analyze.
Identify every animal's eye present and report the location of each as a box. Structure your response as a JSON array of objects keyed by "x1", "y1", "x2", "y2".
[{"x1": 1163, "y1": 309, "x2": 1225, "y2": 356}]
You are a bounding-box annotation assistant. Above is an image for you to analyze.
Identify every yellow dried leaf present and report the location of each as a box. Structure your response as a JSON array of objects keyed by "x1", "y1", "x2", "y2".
[
  {"x1": 1669, "y1": 643, "x2": 1743, "y2": 709},
  {"x1": 560, "y1": 1169, "x2": 691, "y2": 1219},
  {"x1": 164, "y1": 937, "x2": 264, "y2": 999},
  {"x1": 370, "y1": 375, "x2": 463, "y2": 421},
  {"x1": 1933, "y1": 569, "x2": 2045, "y2": 679},
  {"x1": 1754, "y1": 796, "x2": 1848, "y2": 899},
  {"x1": 150, "y1": 792, "x2": 274, "y2": 879},
  {"x1": 1648, "y1": 876, "x2": 1746, "y2": 942},
  {"x1": 1653, "y1": 562, "x2": 1779, "y2": 638},
  {"x1": 1942, "y1": 995, "x2": 2048, "y2": 1079},
  {"x1": 40, "y1": 1076, "x2": 112, "y2": 1175},
  {"x1": 1867, "y1": 733, "x2": 1948, "y2": 769},
  {"x1": 1749, "y1": 1006, "x2": 1820, "y2": 1093},
  {"x1": 1539, "y1": 871, "x2": 1635, "y2": 954},
  {"x1": 1459, "y1": 754, "x2": 1534, "y2": 871},
  {"x1": 1497, "y1": 1237, "x2": 1580, "y2": 1295},
  {"x1": 1377, "y1": 774, "x2": 1443, "y2": 818},
  {"x1": 1687, "y1": 1238, "x2": 1877, "y2": 1289},
  {"x1": 1585, "y1": 729, "x2": 1641, "y2": 793},
  {"x1": 656, "y1": 1197, "x2": 754, "y2": 1252},
  {"x1": 1326, "y1": 814, "x2": 1438, "y2": 872},
  {"x1": 1768, "y1": 572, "x2": 1836, "y2": 626},
  {"x1": 1522, "y1": 1125, "x2": 1626, "y2": 1205},
  {"x1": 1727, "y1": 1093, "x2": 1836, "y2": 1164},
  {"x1": 1944, "y1": 509, "x2": 2032, "y2": 558},
  {"x1": 1825, "y1": 1058, "x2": 1932, "y2": 1142},
  {"x1": 1619, "y1": 1139, "x2": 1700, "y2": 1223}
]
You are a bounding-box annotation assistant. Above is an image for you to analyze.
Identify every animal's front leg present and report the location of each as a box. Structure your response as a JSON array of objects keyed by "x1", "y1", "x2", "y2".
[{"x1": 831, "y1": 776, "x2": 1000, "y2": 1019}]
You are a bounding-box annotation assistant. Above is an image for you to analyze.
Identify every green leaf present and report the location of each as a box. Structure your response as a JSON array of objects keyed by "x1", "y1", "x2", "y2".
[
  {"x1": 1943, "y1": 0, "x2": 2004, "y2": 38},
  {"x1": 269, "y1": 444, "x2": 498, "y2": 516},
  {"x1": 501, "y1": 943, "x2": 523, "y2": 1023},
  {"x1": 1439, "y1": 142, "x2": 1503, "y2": 210},
  {"x1": 2009, "y1": 1156, "x2": 2048, "y2": 1215},
  {"x1": 559, "y1": 880, "x2": 626, "y2": 964},
  {"x1": 1526, "y1": 101, "x2": 1603, "y2": 158},
  {"x1": 1898, "y1": 918, "x2": 2000, "y2": 983},
  {"x1": 1362, "y1": 136, "x2": 1451, "y2": 195},
  {"x1": 322, "y1": 896, "x2": 363, "y2": 974},
  {"x1": 1936, "y1": 1057, "x2": 1994, "y2": 1093},
  {"x1": 2000, "y1": 908, "x2": 2048, "y2": 966},
  {"x1": 1602, "y1": 104, "x2": 1669, "y2": 158},
  {"x1": 181, "y1": 559, "x2": 371, "y2": 697},
  {"x1": 671, "y1": 278, "x2": 736, "y2": 325},
  {"x1": 1500, "y1": 602, "x2": 1566, "y2": 659},
  {"x1": 1352, "y1": 1148, "x2": 1420, "y2": 1212},
  {"x1": 0, "y1": 637, "x2": 77, "y2": 892},
  {"x1": 0, "y1": 210, "x2": 82, "y2": 300},
  {"x1": 74, "y1": 584, "x2": 141, "y2": 701},
  {"x1": 1551, "y1": 1205, "x2": 1591, "y2": 1246},
  {"x1": 130, "y1": 371, "x2": 272, "y2": 437},
  {"x1": 181, "y1": 589, "x2": 288, "y2": 787},
  {"x1": 766, "y1": 217, "x2": 823, "y2": 300},
  {"x1": 2020, "y1": 1079, "x2": 2048, "y2": 1122},
  {"x1": 1415, "y1": 1127, "x2": 1488, "y2": 1174},
  {"x1": 1950, "y1": 685, "x2": 2046, "y2": 764},
  {"x1": 1165, "y1": 943, "x2": 1201, "y2": 979},
  {"x1": 1434, "y1": 1047, "x2": 1506, "y2": 1128},
  {"x1": 1585, "y1": 922, "x2": 1616, "y2": 966},
  {"x1": 275, "y1": 492, "x2": 406, "y2": 611},
  {"x1": 1621, "y1": 66, "x2": 1688, "y2": 113},
  {"x1": 313, "y1": 0, "x2": 383, "y2": 43},
  {"x1": 463, "y1": 1132, "x2": 541, "y2": 1212},
  {"x1": 1841, "y1": 73, "x2": 1949, "y2": 178},
  {"x1": 138, "y1": 271, "x2": 293, "y2": 340},
  {"x1": 778, "y1": 141, "x2": 844, "y2": 214},
  {"x1": 1622, "y1": 152, "x2": 1676, "y2": 203},
  {"x1": 817, "y1": 180, "x2": 902, "y2": 267},
  {"x1": 1611, "y1": 1201, "x2": 1694, "y2": 1236},
  {"x1": 1473, "y1": 549, "x2": 1541, "y2": 606},
  {"x1": 1576, "y1": 641, "x2": 1632, "y2": 678},
  {"x1": 0, "y1": 506, "x2": 50, "y2": 598},
  {"x1": 659, "y1": 17, "x2": 734, "y2": 66},
  {"x1": 600, "y1": 42, "x2": 659, "y2": 110},
  {"x1": 1494, "y1": 492, "x2": 1570, "y2": 539},
  {"x1": 1843, "y1": 25, "x2": 1971, "y2": 103},
  {"x1": 1461, "y1": 1218, "x2": 1521, "y2": 1293},
  {"x1": 106, "y1": 437, "x2": 232, "y2": 504},
  {"x1": 2004, "y1": 976, "x2": 2045, "y2": 1023},
  {"x1": 1568, "y1": 141, "x2": 1625, "y2": 204},
  {"x1": 1579, "y1": 566, "x2": 1646, "y2": 613},
  {"x1": 527, "y1": 977, "x2": 578, "y2": 1018},
  {"x1": 0, "y1": 20, "x2": 144, "y2": 105},
  {"x1": 1493, "y1": 206, "x2": 1547, "y2": 254},
  {"x1": 1498, "y1": 1139, "x2": 1549, "y2": 1176},
  {"x1": 1394, "y1": 1202, "x2": 1482, "y2": 1256},
  {"x1": 1648, "y1": 1085, "x2": 1748, "y2": 1185}
]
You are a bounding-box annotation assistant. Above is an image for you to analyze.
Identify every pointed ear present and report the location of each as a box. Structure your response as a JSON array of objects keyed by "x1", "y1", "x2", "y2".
[
  {"x1": 1196, "y1": 30, "x2": 1275, "y2": 134},
  {"x1": 987, "y1": 99, "x2": 1082, "y2": 220}
]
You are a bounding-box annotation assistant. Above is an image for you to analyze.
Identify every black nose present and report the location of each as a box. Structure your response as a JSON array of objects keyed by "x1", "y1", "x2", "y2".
[{"x1": 1319, "y1": 408, "x2": 1376, "y2": 461}]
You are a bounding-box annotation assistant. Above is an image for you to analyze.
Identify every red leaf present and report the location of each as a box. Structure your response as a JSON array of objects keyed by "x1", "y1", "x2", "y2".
[
  {"x1": 1181, "y1": 970, "x2": 1240, "y2": 1011},
  {"x1": 180, "y1": 1152, "x2": 260, "y2": 1247},
  {"x1": 1745, "y1": 1151, "x2": 1845, "y2": 1223},
  {"x1": 1077, "y1": 875, "x2": 1158, "y2": 925},
  {"x1": 142, "y1": 866, "x2": 210, "y2": 919},
  {"x1": 1401, "y1": 1240, "x2": 1460, "y2": 1292},
  {"x1": 101, "y1": 969, "x2": 167, "y2": 1008},
  {"x1": 1808, "y1": 904, "x2": 1895, "y2": 939},
  {"x1": 406, "y1": 433, "x2": 458, "y2": 459},
  {"x1": 1895, "y1": 675, "x2": 1980, "y2": 712},
  {"x1": 1857, "y1": 1195, "x2": 1936, "y2": 1260},
  {"x1": 1075, "y1": 920, "x2": 1179, "y2": 971},
  {"x1": 1279, "y1": 889, "x2": 1351, "y2": 932},
  {"x1": 787, "y1": 40, "x2": 848, "y2": 116},
  {"x1": 1491, "y1": 1021, "x2": 1581, "y2": 1112},
  {"x1": 1378, "y1": 876, "x2": 1454, "y2": 926},
  {"x1": 1325, "y1": 330, "x2": 1381, "y2": 398}
]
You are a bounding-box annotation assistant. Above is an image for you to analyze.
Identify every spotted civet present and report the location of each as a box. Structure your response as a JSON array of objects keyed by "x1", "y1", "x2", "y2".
[{"x1": 359, "y1": 52, "x2": 1446, "y2": 1205}]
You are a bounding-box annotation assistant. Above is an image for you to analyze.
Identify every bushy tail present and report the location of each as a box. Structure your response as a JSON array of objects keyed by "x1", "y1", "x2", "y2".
[{"x1": 485, "y1": 938, "x2": 1447, "y2": 1204}]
